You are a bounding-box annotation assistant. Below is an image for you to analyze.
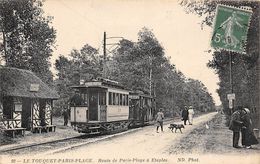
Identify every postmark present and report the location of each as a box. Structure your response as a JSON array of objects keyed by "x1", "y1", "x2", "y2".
[{"x1": 211, "y1": 4, "x2": 252, "y2": 54}]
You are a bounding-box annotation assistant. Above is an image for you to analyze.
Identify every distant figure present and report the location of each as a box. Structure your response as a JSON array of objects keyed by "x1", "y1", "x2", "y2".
[
  {"x1": 181, "y1": 106, "x2": 189, "y2": 125},
  {"x1": 156, "y1": 108, "x2": 164, "y2": 133},
  {"x1": 62, "y1": 109, "x2": 69, "y2": 126},
  {"x1": 229, "y1": 106, "x2": 243, "y2": 148},
  {"x1": 241, "y1": 108, "x2": 259, "y2": 149},
  {"x1": 27, "y1": 116, "x2": 32, "y2": 131},
  {"x1": 188, "y1": 106, "x2": 194, "y2": 125}
]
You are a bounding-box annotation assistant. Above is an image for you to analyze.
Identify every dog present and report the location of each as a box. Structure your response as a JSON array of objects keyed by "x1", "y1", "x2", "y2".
[{"x1": 168, "y1": 123, "x2": 185, "y2": 133}]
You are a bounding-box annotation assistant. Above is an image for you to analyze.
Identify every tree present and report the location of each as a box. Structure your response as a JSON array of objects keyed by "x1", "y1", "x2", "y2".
[
  {"x1": 109, "y1": 27, "x2": 215, "y2": 116},
  {"x1": 180, "y1": 1, "x2": 259, "y2": 127},
  {"x1": 54, "y1": 44, "x2": 103, "y2": 115},
  {"x1": 55, "y1": 28, "x2": 216, "y2": 117},
  {"x1": 0, "y1": 0, "x2": 56, "y2": 84}
]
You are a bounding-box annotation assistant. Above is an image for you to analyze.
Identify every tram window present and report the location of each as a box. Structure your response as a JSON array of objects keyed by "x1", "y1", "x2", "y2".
[
  {"x1": 80, "y1": 94, "x2": 84, "y2": 103},
  {"x1": 99, "y1": 92, "x2": 106, "y2": 105},
  {"x1": 122, "y1": 94, "x2": 125, "y2": 106},
  {"x1": 109, "y1": 92, "x2": 112, "y2": 105},
  {"x1": 84, "y1": 94, "x2": 88, "y2": 105},
  {"x1": 115, "y1": 93, "x2": 119, "y2": 105},
  {"x1": 113, "y1": 93, "x2": 116, "y2": 105},
  {"x1": 119, "y1": 94, "x2": 122, "y2": 105},
  {"x1": 80, "y1": 93, "x2": 88, "y2": 105},
  {"x1": 126, "y1": 95, "x2": 129, "y2": 106}
]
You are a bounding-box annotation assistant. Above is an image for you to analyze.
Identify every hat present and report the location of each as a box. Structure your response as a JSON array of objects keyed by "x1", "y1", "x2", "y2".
[
  {"x1": 189, "y1": 106, "x2": 193, "y2": 109},
  {"x1": 243, "y1": 108, "x2": 250, "y2": 114}
]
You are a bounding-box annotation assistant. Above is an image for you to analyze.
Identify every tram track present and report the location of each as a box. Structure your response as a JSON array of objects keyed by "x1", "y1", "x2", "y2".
[
  {"x1": 0, "y1": 128, "x2": 143, "y2": 156},
  {"x1": 0, "y1": 134, "x2": 88, "y2": 155},
  {"x1": 0, "y1": 119, "x2": 174, "y2": 156}
]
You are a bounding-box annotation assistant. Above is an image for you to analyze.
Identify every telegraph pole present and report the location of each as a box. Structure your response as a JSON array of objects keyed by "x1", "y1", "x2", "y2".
[
  {"x1": 102, "y1": 32, "x2": 123, "y2": 79},
  {"x1": 229, "y1": 52, "x2": 234, "y2": 113}
]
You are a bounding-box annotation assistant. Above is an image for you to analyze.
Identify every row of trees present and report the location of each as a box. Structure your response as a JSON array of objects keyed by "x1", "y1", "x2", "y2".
[
  {"x1": 55, "y1": 28, "x2": 216, "y2": 117},
  {"x1": 0, "y1": 0, "x2": 216, "y2": 117},
  {"x1": 0, "y1": 0, "x2": 56, "y2": 84},
  {"x1": 180, "y1": 1, "x2": 259, "y2": 126}
]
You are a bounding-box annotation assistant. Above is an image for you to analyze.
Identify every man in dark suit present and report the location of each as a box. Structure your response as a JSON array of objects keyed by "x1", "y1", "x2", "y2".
[
  {"x1": 229, "y1": 106, "x2": 244, "y2": 148},
  {"x1": 181, "y1": 106, "x2": 189, "y2": 125}
]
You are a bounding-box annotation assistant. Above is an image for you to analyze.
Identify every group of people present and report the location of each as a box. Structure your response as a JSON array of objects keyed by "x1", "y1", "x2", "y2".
[
  {"x1": 181, "y1": 106, "x2": 195, "y2": 125},
  {"x1": 229, "y1": 106, "x2": 259, "y2": 149},
  {"x1": 155, "y1": 106, "x2": 195, "y2": 133}
]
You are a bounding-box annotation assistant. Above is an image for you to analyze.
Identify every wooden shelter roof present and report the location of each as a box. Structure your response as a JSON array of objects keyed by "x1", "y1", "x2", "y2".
[{"x1": 0, "y1": 67, "x2": 59, "y2": 99}]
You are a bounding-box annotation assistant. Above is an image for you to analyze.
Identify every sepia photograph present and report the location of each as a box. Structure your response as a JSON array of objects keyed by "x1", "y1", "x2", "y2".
[{"x1": 0, "y1": 0, "x2": 259, "y2": 164}]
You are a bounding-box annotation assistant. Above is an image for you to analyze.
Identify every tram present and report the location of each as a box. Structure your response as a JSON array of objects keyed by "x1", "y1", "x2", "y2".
[
  {"x1": 70, "y1": 78, "x2": 130, "y2": 134},
  {"x1": 129, "y1": 91, "x2": 156, "y2": 127},
  {"x1": 70, "y1": 78, "x2": 156, "y2": 134}
]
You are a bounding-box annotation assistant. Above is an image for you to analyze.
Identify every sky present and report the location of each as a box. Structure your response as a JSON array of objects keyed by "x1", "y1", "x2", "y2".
[{"x1": 43, "y1": 0, "x2": 221, "y2": 105}]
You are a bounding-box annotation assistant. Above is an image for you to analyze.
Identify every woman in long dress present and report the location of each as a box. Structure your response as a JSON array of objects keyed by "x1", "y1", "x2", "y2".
[
  {"x1": 241, "y1": 108, "x2": 259, "y2": 149},
  {"x1": 188, "y1": 106, "x2": 195, "y2": 125}
]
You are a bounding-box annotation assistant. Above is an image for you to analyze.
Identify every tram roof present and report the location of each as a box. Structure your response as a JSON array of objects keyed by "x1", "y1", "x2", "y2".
[{"x1": 71, "y1": 79, "x2": 129, "y2": 91}]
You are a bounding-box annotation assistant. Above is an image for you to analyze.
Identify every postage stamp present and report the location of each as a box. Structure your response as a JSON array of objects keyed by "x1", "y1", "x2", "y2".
[{"x1": 211, "y1": 4, "x2": 252, "y2": 54}]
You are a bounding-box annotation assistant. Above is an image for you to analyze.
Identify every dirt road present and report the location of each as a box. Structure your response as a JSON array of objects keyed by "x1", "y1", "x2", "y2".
[
  {"x1": 2, "y1": 112, "x2": 259, "y2": 164},
  {"x1": 59, "y1": 112, "x2": 217, "y2": 157}
]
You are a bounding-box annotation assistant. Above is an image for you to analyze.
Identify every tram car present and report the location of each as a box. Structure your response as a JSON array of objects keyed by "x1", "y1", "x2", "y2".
[
  {"x1": 70, "y1": 78, "x2": 130, "y2": 134},
  {"x1": 70, "y1": 78, "x2": 156, "y2": 134},
  {"x1": 128, "y1": 91, "x2": 156, "y2": 128}
]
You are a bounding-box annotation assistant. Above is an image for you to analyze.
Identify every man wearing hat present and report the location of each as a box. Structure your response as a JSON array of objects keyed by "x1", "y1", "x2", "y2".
[
  {"x1": 229, "y1": 106, "x2": 244, "y2": 148},
  {"x1": 181, "y1": 106, "x2": 189, "y2": 125},
  {"x1": 156, "y1": 108, "x2": 164, "y2": 133}
]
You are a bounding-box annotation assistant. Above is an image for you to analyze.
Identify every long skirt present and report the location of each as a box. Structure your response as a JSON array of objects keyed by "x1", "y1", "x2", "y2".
[
  {"x1": 241, "y1": 128, "x2": 259, "y2": 146},
  {"x1": 188, "y1": 115, "x2": 193, "y2": 124}
]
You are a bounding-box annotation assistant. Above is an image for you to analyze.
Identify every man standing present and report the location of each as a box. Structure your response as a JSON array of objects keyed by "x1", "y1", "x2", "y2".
[
  {"x1": 181, "y1": 106, "x2": 189, "y2": 125},
  {"x1": 156, "y1": 108, "x2": 164, "y2": 133},
  {"x1": 229, "y1": 106, "x2": 243, "y2": 148},
  {"x1": 62, "y1": 109, "x2": 69, "y2": 126}
]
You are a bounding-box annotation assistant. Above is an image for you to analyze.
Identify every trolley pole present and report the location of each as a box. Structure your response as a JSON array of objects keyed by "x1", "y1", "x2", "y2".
[{"x1": 103, "y1": 31, "x2": 107, "y2": 78}]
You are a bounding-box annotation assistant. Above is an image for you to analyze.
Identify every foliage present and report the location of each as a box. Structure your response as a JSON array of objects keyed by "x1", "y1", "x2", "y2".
[
  {"x1": 54, "y1": 44, "x2": 103, "y2": 116},
  {"x1": 107, "y1": 27, "x2": 216, "y2": 117},
  {"x1": 180, "y1": 1, "x2": 259, "y2": 117},
  {"x1": 0, "y1": 0, "x2": 56, "y2": 84},
  {"x1": 55, "y1": 28, "x2": 216, "y2": 117}
]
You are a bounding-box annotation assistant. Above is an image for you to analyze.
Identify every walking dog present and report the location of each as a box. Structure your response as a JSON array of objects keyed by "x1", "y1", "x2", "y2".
[{"x1": 168, "y1": 124, "x2": 185, "y2": 133}]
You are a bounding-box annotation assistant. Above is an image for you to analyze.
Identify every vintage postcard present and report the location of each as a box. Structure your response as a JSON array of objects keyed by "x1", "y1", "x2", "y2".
[{"x1": 0, "y1": 0, "x2": 259, "y2": 164}]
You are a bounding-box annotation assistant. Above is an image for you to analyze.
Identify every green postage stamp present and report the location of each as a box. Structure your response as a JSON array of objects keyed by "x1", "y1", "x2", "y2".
[{"x1": 211, "y1": 5, "x2": 252, "y2": 54}]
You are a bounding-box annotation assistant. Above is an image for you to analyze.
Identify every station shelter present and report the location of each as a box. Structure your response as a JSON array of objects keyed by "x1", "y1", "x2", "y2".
[{"x1": 0, "y1": 67, "x2": 59, "y2": 136}]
